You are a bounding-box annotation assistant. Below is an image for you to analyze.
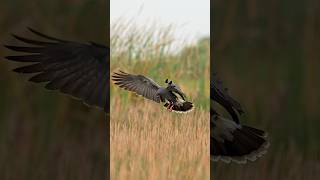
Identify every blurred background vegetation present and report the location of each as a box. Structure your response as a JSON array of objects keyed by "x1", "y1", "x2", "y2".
[
  {"x1": 0, "y1": 0, "x2": 108, "y2": 180},
  {"x1": 110, "y1": 21, "x2": 210, "y2": 110},
  {"x1": 212, "y1": 0, "x2": 320, "y2": 179}
]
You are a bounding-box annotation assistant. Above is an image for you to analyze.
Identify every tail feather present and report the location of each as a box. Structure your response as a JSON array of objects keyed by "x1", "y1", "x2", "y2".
[
  {"x1": 242, "y1": 125, "x2": 267, "y2": 137},
  {"x1": 164, "y1": 101, "x2": 194, "y2": 113},
  {"x1": 211, "y1": 117, "x2": 269, "y2": 164}
]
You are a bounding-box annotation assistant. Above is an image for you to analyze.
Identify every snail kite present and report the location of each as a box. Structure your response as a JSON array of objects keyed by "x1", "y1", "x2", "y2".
[
  {"x1": 211, "y1": 74, "x2": 269, "y2": 164},
  {"x1": 112, "y1": 71, "x2": 194, "y2": 113}
]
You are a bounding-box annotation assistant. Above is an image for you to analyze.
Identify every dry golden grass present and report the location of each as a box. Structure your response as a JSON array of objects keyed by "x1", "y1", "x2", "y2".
[{"x1": 110, "y1": 98, "x2": 209, "y2": 180}]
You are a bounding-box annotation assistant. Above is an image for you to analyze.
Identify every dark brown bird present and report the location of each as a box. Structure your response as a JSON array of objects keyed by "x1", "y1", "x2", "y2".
[
  {"x1": 112, "y1": 71, "x2": 194, "y2": 113},
  {"x1": 211, "y1": 74, "x2": 269, "y2": 164}
]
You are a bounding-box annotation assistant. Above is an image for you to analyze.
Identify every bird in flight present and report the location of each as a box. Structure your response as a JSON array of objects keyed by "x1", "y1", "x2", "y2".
[
  {"x1": 211, "y1": 74, "x2": 269, "y2": 164},
  {"x1": 112, "y1": 71, "x2": 194, "y2": 113},
  {"x1": 4, "y1": 28, "x2": 109, "y2": 113}
]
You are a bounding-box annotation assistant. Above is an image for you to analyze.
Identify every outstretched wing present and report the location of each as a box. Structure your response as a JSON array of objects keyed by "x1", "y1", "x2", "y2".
[
  {"x1": 112, "y1": 71, "x2": 161, "y2": 103},
  {"x1": 4, "y1": 28, "x2": 109, "y2": 112},
  {"x1": 211, "y1": 73, "x2": 244, "y2": 123}
]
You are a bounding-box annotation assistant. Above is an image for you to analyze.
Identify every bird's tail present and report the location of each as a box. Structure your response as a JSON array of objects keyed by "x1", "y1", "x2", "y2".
[
  {"x1": 211, "y1": 116, "x2": 269, "y2": 164},
  {"x1": 164, "y1": 101, "x2": 194, "y2": 113}
]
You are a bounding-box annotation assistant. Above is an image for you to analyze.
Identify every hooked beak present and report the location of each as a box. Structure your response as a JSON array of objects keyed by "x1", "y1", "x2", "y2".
[{"x1": 172, "y1": 88, "x2": 186, "y2": 100}]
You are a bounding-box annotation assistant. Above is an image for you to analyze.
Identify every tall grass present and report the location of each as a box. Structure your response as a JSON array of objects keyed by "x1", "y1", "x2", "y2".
[
  {"x1": 110, "y1": 21, "x2": 210, "y2": 179},
  {"x1": 111, "y1": 101, "x2": 209, "y2": 180},
  {"x1": 110, "y1": 21, "x2": 210, "y2": 109}
]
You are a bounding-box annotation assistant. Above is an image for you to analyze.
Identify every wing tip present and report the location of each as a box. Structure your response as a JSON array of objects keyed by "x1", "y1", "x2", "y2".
[{"x1": 27, "y1": 27, "x2": 67, "y2": 42}]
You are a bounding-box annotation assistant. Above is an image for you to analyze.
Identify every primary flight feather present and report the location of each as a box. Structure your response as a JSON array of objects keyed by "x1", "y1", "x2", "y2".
[{"x1": 4, "y1": 28, "x2": 109, "y2": 112}]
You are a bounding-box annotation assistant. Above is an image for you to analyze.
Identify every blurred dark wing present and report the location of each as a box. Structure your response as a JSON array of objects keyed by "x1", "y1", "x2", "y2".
[
  {"x1": 112, "y1": 71, "x2": 161, "y2": 103},
  {"x1": 4, "y1": 28, "x2": 109, "y2": 112},
  {"x1": 211, "y1": 73, "x2": 244, "y2": 123}
]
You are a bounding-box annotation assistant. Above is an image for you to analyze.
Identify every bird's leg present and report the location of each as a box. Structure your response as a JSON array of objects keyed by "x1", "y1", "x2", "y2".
[
  {"x1": 166, "y1": 102, "x2": 172, "y2": 110},
  {"x1": 169, "y1": 104, "x2": 174, "y2": 111},
  {"x1": 167, "y1": 102, "x2": 174, "y2": 112}
]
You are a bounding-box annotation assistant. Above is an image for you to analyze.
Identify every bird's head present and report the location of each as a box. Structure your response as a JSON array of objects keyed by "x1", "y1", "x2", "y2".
[{"x1": 165, "y1": 79, "x2": 186, "y2": 100}]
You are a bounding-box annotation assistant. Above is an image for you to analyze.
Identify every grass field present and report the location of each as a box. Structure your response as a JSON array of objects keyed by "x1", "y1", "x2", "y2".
[
  {"x1": 110, "y1": 21, "x2": 210, "y2": 179},
  {"x1": 111, "y1": 101, "x2": 209, "y2": 179}
]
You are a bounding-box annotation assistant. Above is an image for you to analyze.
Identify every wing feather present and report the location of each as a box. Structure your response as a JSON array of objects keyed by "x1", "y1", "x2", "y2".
[
  {"x1": 211, "y1": 74, "x2": 244, "y2": 123},
  {"x1": 112, "y1": 71, "x2": 161, "y2": 103},
  {"x1": 4, "y1": 28, "x2": 109, "y2": 112}
]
